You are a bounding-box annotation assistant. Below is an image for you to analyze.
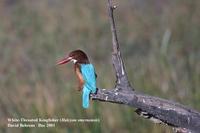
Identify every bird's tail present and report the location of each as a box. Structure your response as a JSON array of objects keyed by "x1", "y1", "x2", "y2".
[{"x1": 82, "y1": 87, "x2": 90, "y2": 109}]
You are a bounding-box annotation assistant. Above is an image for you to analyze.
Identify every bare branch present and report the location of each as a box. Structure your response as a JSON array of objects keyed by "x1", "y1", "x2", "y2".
[
  {"x1": 107, "y1": 0, "x2": 119, "y2": 53},
  {"x1": 90, "y1": 0, "x2": 200, "y2": 133},
  {"x1": 91, "y1": 89, "x2": 200, "y2": 133},
  {"x1": 107, "y1": 0, "x2": 132, "y2": 90}
]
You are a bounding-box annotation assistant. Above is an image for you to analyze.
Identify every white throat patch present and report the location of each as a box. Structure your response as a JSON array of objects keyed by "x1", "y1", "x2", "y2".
[
  {"x1": 68, "y1": 57, "x2": 77, "y2": 64},
  {"x1": 71, "y1": 59, "x2": 77, "y2": 64}
]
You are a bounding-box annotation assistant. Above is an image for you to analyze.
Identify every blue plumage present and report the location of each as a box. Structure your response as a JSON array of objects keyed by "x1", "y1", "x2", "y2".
[{"x1": 80, "y1": 64, "x2": 97, "y2": 108}]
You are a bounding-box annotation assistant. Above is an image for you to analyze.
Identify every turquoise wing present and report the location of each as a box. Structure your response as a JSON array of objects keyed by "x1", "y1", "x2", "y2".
[{"x1": 80, "y1": 64, "x2": 97, "y2": 109}]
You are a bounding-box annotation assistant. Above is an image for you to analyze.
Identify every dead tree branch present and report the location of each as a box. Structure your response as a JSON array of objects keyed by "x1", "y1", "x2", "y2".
[
  {"x1": 90, "y1": 0, "x2": 200, "y2": 132},
  {"x1": 107, "y1": 0, "x2": 132, "y2": 90}
]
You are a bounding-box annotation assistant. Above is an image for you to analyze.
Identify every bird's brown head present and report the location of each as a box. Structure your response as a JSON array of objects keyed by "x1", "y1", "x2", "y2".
[{"x1": 57, "y1": 50, "x2": 89, "y2": 65}]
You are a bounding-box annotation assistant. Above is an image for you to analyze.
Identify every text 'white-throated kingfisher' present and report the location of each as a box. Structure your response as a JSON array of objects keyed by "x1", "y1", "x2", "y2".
[{"x1": 57, "y1": 50, "x2": 97, "y2": 109}]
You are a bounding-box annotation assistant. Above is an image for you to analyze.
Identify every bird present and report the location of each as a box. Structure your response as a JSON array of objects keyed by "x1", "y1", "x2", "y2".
[{"x1": 57, "y1": 50, "x2": 97, "y2": 109}]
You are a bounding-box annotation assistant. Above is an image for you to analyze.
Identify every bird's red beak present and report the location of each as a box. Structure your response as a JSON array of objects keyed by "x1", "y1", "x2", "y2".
[{"x1": 56, "y1": 56, "x2": 71, "y2": 65}]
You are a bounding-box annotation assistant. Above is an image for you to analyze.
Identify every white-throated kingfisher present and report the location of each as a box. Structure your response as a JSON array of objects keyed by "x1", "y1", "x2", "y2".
[{"x1": 57, "y1": 50, "x2": 97, "y2": 109}]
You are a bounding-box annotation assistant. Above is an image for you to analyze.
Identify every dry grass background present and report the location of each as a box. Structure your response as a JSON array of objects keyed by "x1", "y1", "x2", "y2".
[{"x1": 0, "y1": 0, "x2": 200, "y2": 132}]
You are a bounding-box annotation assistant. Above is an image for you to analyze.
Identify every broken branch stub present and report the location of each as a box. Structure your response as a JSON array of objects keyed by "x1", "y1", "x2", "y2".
[{"x1": 107, "y1": 0, "x2": 132, "y2": 91}]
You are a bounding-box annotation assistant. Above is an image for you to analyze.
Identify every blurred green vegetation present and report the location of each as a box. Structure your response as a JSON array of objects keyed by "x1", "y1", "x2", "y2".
[{"x1": 0, "y1": 0, "x2": 200, "y2": 132}]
